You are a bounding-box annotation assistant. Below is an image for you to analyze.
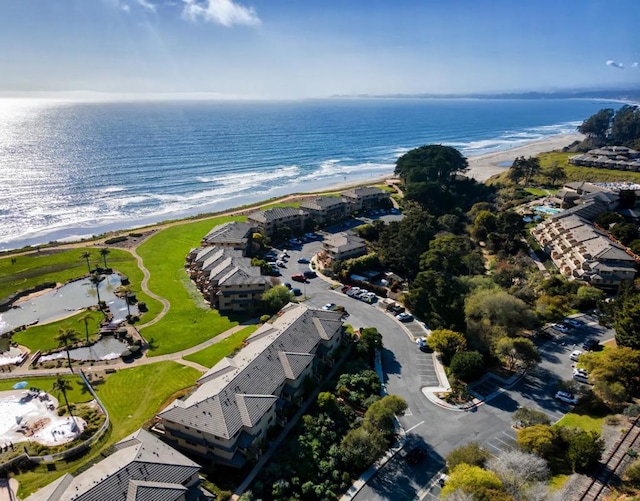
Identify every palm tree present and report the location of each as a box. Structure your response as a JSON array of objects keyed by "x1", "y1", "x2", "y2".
[
  {"x1": 56, "y1": 328, "x2": 79, "y2": 373},
  {"x1": 80, "y1": 251, "x2": 92, "y2": 274},
  {"x1": 99, "y1": 248, "x2": 110, "y2": 269},
  {"x1": 90, "y1": 271, "x2": 102, "y2": 307},
  {"x1": 77, "y1": 311, "x2": 93, "y2": 344},
  {"x1": 117, "y1": 285, "x2": 133, "y2": 316},
  {"x1": 52, "y1": 376, "x2": 76, "y2": 427}
]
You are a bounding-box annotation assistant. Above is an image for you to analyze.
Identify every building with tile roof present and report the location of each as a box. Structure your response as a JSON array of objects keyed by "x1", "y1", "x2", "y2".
[
  {"x1": 157, "y1": 303, "x2": 344, "y2": 468},
  {"x1": 341, "y1": 186, "x2": 390, "y2": 211},
  {"x1": 247, "y1": 207, "x2": 308, "y2": 237},
  {"x1": 24, "y1": 428, "x2": 204, "y2": 501},
  {"x1": 569, "y1": 147, "x2": 640, "y2": 171},
  {"x1": 322, "y1": 231, "x2": 367, "y2": 263},
  {"x1": 200, "y1": 221, "x2": 254, "y2": 252},
  {"x1": 531, "y1": 214, "x2": 636, "y2": 288},
  {"x1": 299, "y1": 195, "x2": 349, "y2": 225}
]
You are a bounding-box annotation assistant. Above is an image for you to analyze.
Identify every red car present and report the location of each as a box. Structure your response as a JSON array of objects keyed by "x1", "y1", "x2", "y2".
[{"x1": 291, "y1": 274, "x2": 307, "y2": 283}]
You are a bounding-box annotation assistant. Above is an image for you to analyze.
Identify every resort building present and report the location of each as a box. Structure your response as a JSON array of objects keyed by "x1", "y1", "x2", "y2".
[
  {"x1": 322, "y1": 231, "x2": 367, "y2": 263},
  {"x1": 157, "y1": 303, "x2": 344, "y2": 468},
  {"x1": 341, "y1": 186, "x2": 390, "y2": 211},
  {"x1": 247, "y1": 207, "x2": 308, "y2": 237},
  {"x1": 24, "y1": 428, "x2": 204, "y2": 501},
  {"x1": 299, "y1": 195, "x2": 350, "y2": 226},
  {"x1": 569, "y1": 146, "x2": 640, "y2": 171},
  {"x1": 200, "y1": 221, "x2": 254, "y2": 252},
  {"x1": 531, "y1": 214, "x2": 636, "y2": 288}
]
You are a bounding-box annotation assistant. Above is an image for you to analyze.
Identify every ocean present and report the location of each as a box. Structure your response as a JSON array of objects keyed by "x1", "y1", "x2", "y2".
[{"x1": 0, "y1": 97, "x2": 613, "y2": 251}]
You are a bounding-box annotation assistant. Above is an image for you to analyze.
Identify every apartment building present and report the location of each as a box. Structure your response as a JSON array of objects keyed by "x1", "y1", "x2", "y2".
[
  {"x1": 341, "y1": 186, "x2": 390, "y2": 211},
  {"x1": 299, "y1": 195, "x2": 349, "y2": 225},
  {"x1": 322, "y1": 231, "x2": 367, "y2": 263},
  {"x1": 247, "y1": 207, "x2": 308, "y2": 237}
]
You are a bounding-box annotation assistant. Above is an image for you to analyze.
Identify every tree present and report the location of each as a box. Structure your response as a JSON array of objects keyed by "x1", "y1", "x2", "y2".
[
  {"x1": 56, "y1": 328, "x2": 79, "y2": 372},
  {"x1": 495, "y1": 337, "x2": 540, "y2": 371},
  {"x1": 363, "y1": 395, "x2": 407, "y2": 433},
  {"x1": 426, "y1": 329, "x2": 467, "y2": 363},
  {"x1": 581, "y1": 346, "x2": 640, "y2": 403},
  {"x1": 471, "y1": 210, "x2": 497, "y2": 242},
  {"x1": 577, "y1": 108, "x2": 614, "y2": 140},
  {"x1": 356, "y1": 327, "x2": 383, "y2": 363},
  {"x1": 559, "y1": 427, "x2": 604, "y2": 472},
  {"x1": 99, "y1": 248, "x2": 111, "y2": 269},
  {"x1": 420, "y1": 234, "x2": 482, "y2": 277},
  {"x1": 80, "y1": 251, "x2": 92, "y2": 274},
  {"x1": 516, "y1": 425, "x2": 555, "y2": 458},
  {"x1": 487, "y1": 450, "x2": 550, "y2": 500},
  {"x1": 405, "y1": 270, "x2": 465, "y2": 331},
  {"x1": 614, "y1": 287, "x2": 640, "y2": 349},
  {"x1": 446, "y1": 442, "x2": 490, "y2": 469},
  {"x1": 543, "y1": 163, "x2": 566, "y2": 187},
  {"x1": 52, "y1": 376, "x2": 75, "y2": 423},
  {"x1": 610, "y1": 222, "x2": 639, "y2": 247},
  {"x1": 610, "y1": 105, "x2": 640, "y2": 145},
  {"x1": 508, "y1": 157, "x2": 541, "y2": 187},
  {"x1": 512, "y1": 407, "x2": 550, "y2": 428},
  {"x1": 595, "y1": 211, "x2": 625, "y2": 229},
  {"x1": 394, "y1": 144, "x2": 469, "y2": 185},
  {"x1": 441, "y1": 464, "x2": 505, "y2": 499},
  {"x1": 339, "y1": 426, "x2": 387, "y2": 473},
  {"x1": 90, "y1": 271, "x2": 103, "y2": 307},
  {"x1": 449, "y1": 351, "x2": 485, "y2": 382},
  {"x1": 261, "y1": 285, "x2": 292, "y2": 314},
  {"x1": 77, "y1": 311, "x2": 94, "y2": 344}
]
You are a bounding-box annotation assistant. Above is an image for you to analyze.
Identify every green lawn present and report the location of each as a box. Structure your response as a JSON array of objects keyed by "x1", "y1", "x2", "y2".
[
  {"x1": 525, "y1": 187, "x2": 553, "y2": 197},
  {"x1": 13, "y1": 310, "x2": 104, "y2": 352},
  {"x1": 0, "y1": 248, "x2": 163, "y2": 325},
  {"x1": 0, "y1": 374, "x2": 90, "y2": 404},
  {"x1": 15, "y1": 361, "x2": 200, "y2": 497},
  {"x1": 556, "y1": 412, "x2": 604, "y2": 433},
  {"x1": 136, "y1": 215, "x2": 247, "y2": 355},
  {"x1": 183, "y1": 325, "x2": 258, "y2": 368}
]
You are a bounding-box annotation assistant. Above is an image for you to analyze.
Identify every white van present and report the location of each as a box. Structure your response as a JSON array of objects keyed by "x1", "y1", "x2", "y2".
[{"x1": 573, "y1": 368, "x2": 591, "y2": 384}]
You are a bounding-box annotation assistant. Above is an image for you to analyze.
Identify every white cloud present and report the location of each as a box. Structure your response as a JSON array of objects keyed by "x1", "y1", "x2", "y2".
[
  {"x1": 182, "y1": 0, "x2": 260, "y2": 27},
  {"x1": 136, "y1": 0, "x2": 157, "y2": 12},
  {"x1": 633, "y1": 62, "x2": 639, "y2": 68},
  {"x1": 606, "y1": 60, "x2": 624, "y2": 69}
]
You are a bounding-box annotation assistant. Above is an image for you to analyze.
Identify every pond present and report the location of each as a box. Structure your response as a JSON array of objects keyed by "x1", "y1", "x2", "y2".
[
  {"x1": 0, "y1": 274, "x2": 138, "y2": 335},
  {"x1": 39, "y1": 336, "x2": 129, "y2": 362}
]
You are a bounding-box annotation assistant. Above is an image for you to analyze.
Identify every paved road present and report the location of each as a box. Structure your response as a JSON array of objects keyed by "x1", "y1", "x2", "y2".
[{"x1": 280, "y1": 231, "x2": 615, "y2": 501}]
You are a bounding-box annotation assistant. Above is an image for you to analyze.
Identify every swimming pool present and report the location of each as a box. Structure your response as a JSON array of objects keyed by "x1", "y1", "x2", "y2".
[{"x1": 534, "y1": 206, "x2": 563, "y2": 215}]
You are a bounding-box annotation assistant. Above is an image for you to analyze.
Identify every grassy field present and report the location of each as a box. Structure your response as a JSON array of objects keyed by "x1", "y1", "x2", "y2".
[
  {"x1": 0, "y1": 248, "x2": 163, "y2": 322},
  {"x1": 13, "y1": 309, "x2": 105, "y2": 352},
  {"x1": 556, "y1": 412, "x2": 604, "y2": 433},
  {"x1": 525, "y1": 187, "x2": 554, "y2": 197},
  {"x1": 136, "y1": 215, "x2": 248, "y2": 355},
  {"x1": 14, "y1": 361, "x2": 200, "y2": 497},
  {"x1": 183, "y1": 324, "x2": 258, "y2": 368},
  {"x1": 0, "y1": 374, "x2": 90, "y2": 404}
]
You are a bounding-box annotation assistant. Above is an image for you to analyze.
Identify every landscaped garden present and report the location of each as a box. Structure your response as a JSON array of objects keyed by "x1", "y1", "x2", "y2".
[{"x1": 183, "y1": 324, "x2": 258, "y2": 368}]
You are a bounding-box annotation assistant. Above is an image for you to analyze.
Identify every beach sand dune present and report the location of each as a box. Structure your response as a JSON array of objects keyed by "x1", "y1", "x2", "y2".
[{"x1": 466, "y1": 133, "x2": 584, "y2": 182}]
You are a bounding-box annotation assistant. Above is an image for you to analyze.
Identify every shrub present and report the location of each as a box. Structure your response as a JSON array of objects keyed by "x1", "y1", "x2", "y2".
[
  {"x1": 260, "y1": 314, "x2": 271, "y2": 323},
  {"x1": 449, "y1": 351, "x2": 485, "y2": 382},
  {"x1": 446, "y1": 442, "x2": 490, "y2": 469},
  {"x1": 128, "y1": 232, "x2": 143, "y2": 237},
  {"x1": 104, "y1": 236, "x2": 128, "y2": 244}
]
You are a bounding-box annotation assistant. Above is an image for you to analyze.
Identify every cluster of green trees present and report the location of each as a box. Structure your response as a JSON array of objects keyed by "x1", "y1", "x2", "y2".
[
  {"x1": 252, "y1": 327, "x2": 407, "y2": 501},
  {"x1": 577, "y1": 105, "x2": 640, "y2": 149},
  {"x1": 442, "y1": 423, "x2": 604, "y2": 500},
  {"x1": 594, "y1": 210, "x2": 640, "y2": 252}
]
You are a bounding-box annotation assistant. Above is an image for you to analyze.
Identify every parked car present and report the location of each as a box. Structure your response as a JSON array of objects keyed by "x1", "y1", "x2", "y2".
[
  {"x1": 582, "y1": 339, "x2": 599, "y2": 351},
  {"x1": 552, "y1": 323, "x2": 571, "y2": 333},
  {"x1": 283, "y1": 282, "x2": 292, "y2": 289},
  {"x1": 291, "y1": 274, "x2": 307, "y2": 283},
  {"x1": 303, "y1": 270, "x2": 317, "y2": 279},
  {"x1": 570, "y1": 350, "x2": 583, "y2": 362},
  {"x1": 297, "y1": 257, "x2": 310, "y2": 264},
  {"x1": 322, "y1": 303, "x2": 336, "y2": 311},
  {"x1": 438, "y1": 474, "x2": 449, "y2": 487},
  {"x1": 291, "y1": 288, "x2": 302, "y2": 296},
  {"x1": 416, "y1": 337, "x2": 428, "y2": 351},
  {"x1": 396, "y1": 312, "x2": 414, "y2": 322},
  {"x1": 346, "y1": 287, "x2": 360, "y2": 296},
  {"x1": 573, "y1": 368, "x2": 591, "y2": 384},
  {"x1": 555, "y1": 391, "x2": 578, "y2": 405},
  {"x1": 405, "y1": 446, "x2": 427, "y2": 464},
  {"x1": 386, "y1": 303, "x2": 405, "y2": 315},
  {"x1": 565, "y1": 318, "x2": 582, "y2": 328},
  {"x1": 341, "y1": 285, "x2": 352, "y2": 293},
  {"x1": 276, "y1": 260, "x2": 287, "y2": 268}
]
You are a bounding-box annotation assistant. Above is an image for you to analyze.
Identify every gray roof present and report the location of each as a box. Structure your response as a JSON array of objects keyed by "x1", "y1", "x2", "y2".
[
  {"x1": 202, "y1": 221, "x2": 254, "y2": 246},
  {"x1": 218, "y1": 266, "x2": 270, "y2": 287},
  {"x1": 323, "y1": 231, "x2": 367, "y2": 253},
  {"x1": 564, "y1": 181, "x2": 614, "y2": 194},
  {"x1": 300, "y1": 196, "x2": 347, "y2": 211},
  {"x1": 25, "y1": 429, "x2": 200, "y2": 501},
  {"x1": 551, "y1": 199, "x2": 609, "y2": 222},
  {"x1": 201, "y1": 248, "x2": 245, "y2": 272},
  {"x1": 341, "y1": 186, "x2": 387, "y2": 199},
  {"x1": 158, "y1": 304, "x2": 343, "y2": 440},
  {"x1": 126, "y1": 481, "x2": 186, "y2": 501},
  {"x1": 247, "y1": 207, "x2": 307, "y2": 223}
]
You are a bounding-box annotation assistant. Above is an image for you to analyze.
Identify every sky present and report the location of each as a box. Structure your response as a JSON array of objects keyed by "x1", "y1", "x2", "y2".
[{"x1": 0, "y1": 0, "x2": 639, "y2": 99}]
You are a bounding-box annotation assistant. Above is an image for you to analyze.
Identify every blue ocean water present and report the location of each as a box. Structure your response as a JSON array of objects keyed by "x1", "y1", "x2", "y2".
[{"x1": 0, "y1": 98, "x2": 612, "y2": 251}]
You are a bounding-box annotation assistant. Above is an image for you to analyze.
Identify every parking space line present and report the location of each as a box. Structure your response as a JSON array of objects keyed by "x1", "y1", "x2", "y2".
[
  {"x1": 405, "y1": 420, "x2": 425, "y2": 433},
  {"x1": 486, "y1": 442, "x2": 503, "y2": 452}
]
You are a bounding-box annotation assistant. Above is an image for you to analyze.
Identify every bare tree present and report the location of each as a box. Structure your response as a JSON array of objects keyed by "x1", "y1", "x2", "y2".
[
  {"x1": 486, "y1": 450, "x2": 550, "y2": 500},
  {"x1": 442, "y1": 489, "x2": 474, "y2": 501}
]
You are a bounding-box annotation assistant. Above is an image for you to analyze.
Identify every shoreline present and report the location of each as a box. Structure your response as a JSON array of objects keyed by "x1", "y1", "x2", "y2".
[{"x1": 0, "y1": 133, "x2": 581, "y2": 253}]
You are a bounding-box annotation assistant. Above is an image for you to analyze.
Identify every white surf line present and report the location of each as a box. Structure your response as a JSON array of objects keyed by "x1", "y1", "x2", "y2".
[{"x1": 405, "y1": 420, "x2": 425, "y2": 433}]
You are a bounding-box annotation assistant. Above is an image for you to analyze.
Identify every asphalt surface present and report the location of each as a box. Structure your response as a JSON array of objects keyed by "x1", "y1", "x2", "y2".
[{"x1": 275, "y1": 224, "x2": 615, "y2": 501}]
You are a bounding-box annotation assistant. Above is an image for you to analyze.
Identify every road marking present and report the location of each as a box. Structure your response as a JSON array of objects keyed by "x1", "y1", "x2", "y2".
[
  {"x1": 404, "y1": 408, "x2": 413, "y2": 417},
  {"x1": 487, "y1": 442, "x2": 503, "y2": 452},
  {"x1": 405, "y1": 420, "x2": 425, "y2": 433}
]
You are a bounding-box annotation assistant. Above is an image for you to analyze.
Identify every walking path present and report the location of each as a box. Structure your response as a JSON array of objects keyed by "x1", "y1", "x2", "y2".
[{"x1": 129, "y1": 246, "x2": 170, "y2": 330}]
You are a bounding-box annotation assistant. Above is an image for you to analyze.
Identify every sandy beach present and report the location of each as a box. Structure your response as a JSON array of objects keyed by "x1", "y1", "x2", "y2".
[{"x1": 466, "y1": 133, "x2": 584, "y2": 181}]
